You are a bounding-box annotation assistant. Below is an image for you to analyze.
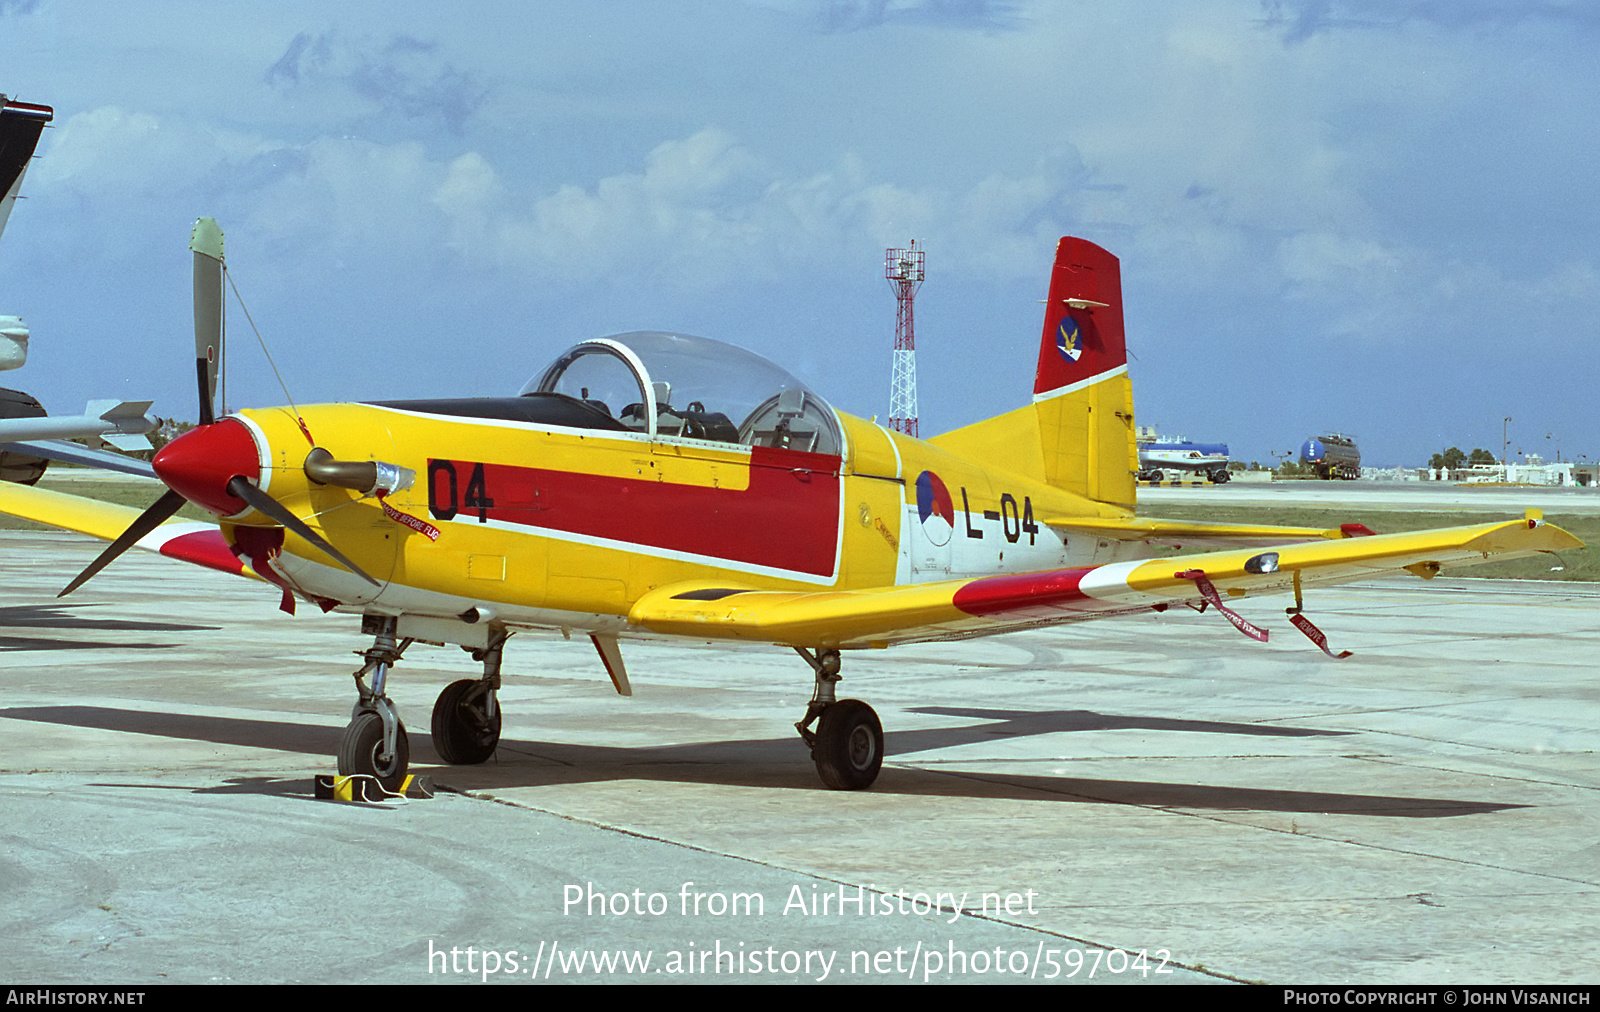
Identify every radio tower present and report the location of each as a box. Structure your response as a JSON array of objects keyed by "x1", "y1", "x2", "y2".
[{"x1": 885, "y1": 241, "x2": 925, "y2": 437}]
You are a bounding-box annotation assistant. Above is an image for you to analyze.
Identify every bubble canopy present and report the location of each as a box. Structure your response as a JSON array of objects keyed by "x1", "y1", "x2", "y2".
[{"x1": 521, "y1": 331, "x2": 842, "y2": 454}]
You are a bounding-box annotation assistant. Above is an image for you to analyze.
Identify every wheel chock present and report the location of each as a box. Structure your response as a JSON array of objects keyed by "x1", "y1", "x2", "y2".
[{"x1": 313, "y1": 773, "x2": 435, "y2": 803}]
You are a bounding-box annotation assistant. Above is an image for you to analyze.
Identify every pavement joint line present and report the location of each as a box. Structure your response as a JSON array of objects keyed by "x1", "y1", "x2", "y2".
[
  {"x1": 1323, "y1": 726, "x2": 1582, "y2": 757},
  {"x1": 463, "y1": 783, "x2": 1249, "y2": 984},
  {"x1": 927, "y1": 766, "x2": 1600, "y2": 890},
  {"x1": 1164, "y1": 805, "x2": 1600, "y2": 889},
  {"x1": 1261, "y1": 697, "x2": 1532, "y2": 722},
  {"x1": 1349, "y1": 754, "x2": 1600, "y2": 794},
  {"x1": 1046, "y1": 887, "x2": 1599, "y2": 912},
  {"x1": 911, "y1": 754, "x2": 1374, "y2": 764}
]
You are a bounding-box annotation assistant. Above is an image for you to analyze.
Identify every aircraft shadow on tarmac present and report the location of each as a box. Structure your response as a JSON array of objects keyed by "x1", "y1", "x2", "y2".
[
  {"x1": 0, "y1": 604, "x2": 219, "y2": 652},
  {"x1": 0, "y1": 704, "x2": 1523, "y2": 817}
]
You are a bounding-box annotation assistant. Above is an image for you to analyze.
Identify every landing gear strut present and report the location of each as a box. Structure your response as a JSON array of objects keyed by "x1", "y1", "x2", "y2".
[
  {"x1": 431, "y1": 627, "x2": 508, "y2": 765},
  {"x1": 794, "y1": 647, "x2": 883, "y2": 791},
  {"x1": 338, "y1": 614, "x2": 414, "y2": 791}
]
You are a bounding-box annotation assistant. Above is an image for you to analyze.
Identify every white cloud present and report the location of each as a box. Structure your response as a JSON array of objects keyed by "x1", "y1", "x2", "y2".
[
  {"x1": 1278, "y1": 231, "x2": 1402, "y2": 284},
  {"x1": 401, "y1": 127, "x2": 1100, "y2": 287},
  {"x1": 34, "y1": 106, "x2": 269, "y2": 197}
]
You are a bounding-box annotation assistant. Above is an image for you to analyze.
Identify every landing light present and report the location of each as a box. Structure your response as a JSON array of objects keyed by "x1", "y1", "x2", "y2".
[{"x1": 1244, "y1": 552, "x2": 1280, "y2": 575}]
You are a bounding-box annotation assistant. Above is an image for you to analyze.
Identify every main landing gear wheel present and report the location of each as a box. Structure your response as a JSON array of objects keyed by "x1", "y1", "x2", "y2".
[
  {"x1": 812, "y1": 699, "x2": 883, "y2": 791},
  {"x1": 338, "y1": 711, "x2": 410, "y2": 792},
  {"x1": 793, "y1": 647, "x2": 885, "y2": 791},
  {"x1": 431, "y1": 679, "x2": 501, "y2": 765}
]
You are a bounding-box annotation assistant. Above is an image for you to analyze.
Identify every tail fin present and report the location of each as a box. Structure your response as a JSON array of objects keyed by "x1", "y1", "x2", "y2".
[
  {"x1": 931, "y1": 236, "x2": 1138, "y2": 509},
  {"x1": 1032, "y1": 237, "x2": 1137, "y2": 507},
  {"x1": 0, "y1": 97, "x2": 53, "y2": 244}
]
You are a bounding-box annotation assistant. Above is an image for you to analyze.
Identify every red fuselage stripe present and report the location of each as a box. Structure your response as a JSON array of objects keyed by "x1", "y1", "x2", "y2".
[{"x1": 428, "y1": 447, "x2": 843, "y2": 577}]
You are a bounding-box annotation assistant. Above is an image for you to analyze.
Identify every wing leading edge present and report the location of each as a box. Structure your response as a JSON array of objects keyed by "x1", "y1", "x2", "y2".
[
  {"x1": 0, "y1": 482, "x2": 255, "y2": 579},
  {"x1": 630, "y1": 516, "x2": 1582, "y2": 648}
]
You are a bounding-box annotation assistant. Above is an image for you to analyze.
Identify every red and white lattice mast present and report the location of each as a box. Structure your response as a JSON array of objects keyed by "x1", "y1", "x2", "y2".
[{"x1": 885, "y1": 241, "x2": 925, "y2": 437}]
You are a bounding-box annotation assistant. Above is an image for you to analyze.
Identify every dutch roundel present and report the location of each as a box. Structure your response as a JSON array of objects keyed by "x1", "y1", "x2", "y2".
[{"x1": 915, "y1": 471, "x2": 954, "y2": 547}]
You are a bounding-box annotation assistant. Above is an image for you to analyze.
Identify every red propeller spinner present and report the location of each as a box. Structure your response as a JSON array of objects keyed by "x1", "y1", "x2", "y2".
[{"x1": 151, "y1": 418, "x2": 260, "y2": 517}]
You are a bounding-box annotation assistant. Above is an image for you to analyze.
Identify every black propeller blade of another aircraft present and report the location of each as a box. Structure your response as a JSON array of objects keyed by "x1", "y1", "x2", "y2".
[{"x1": 58, "y1": 489, "x2": 187, "y2": 597}]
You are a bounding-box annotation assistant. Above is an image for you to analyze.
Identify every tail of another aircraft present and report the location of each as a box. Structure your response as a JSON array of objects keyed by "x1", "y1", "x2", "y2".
[
  {"x1": 1, "y1": 96, "x2": 53, "y2": 244},
  {"x1": 930, "y1": 236, "x2": 1138, "y2": 509}
]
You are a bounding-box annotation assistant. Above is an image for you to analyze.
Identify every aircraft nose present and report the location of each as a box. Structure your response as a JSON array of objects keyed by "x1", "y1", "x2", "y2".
[{"x1": 152, "y1": 418, "x2": 261, "y2": 516}]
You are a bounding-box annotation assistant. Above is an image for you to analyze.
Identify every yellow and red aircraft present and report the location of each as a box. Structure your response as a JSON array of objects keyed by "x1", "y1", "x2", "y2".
[{"x1": 0, "y1": 223, "x2": 1582, "y2": 791}]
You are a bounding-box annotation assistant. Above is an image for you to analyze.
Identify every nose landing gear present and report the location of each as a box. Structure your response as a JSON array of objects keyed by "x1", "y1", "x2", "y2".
[
  {"x1": 336, "y1": 618, "x2": 511, "y2": 791},
  {"x1": 338, "y1": 614, "x2": 413, "y2": 792}
]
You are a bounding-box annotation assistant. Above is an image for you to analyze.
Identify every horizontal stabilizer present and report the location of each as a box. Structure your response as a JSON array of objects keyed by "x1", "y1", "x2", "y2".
[{"x1": 1046, "y1": 515, "x2": 1344, "y2": 548}]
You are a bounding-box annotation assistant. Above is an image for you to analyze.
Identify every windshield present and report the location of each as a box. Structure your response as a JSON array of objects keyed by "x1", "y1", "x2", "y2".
[{"x1": 522, "y1": 331, "x2": 842, "y2": 453}]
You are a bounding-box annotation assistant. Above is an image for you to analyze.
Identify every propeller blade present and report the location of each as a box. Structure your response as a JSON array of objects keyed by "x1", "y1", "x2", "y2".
[
  {"x1": 191, "y1": 217, "x2": 224, "y2": 426},
  {"x1": 226, "y1": 476, "x2": 381, "y2": 587},
  {"x1": 59, "y1": 489, "x2": 187, "y2": 597}
]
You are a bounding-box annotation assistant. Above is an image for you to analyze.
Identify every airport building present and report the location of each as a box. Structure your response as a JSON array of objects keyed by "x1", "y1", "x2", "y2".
[{"x1": 1427, "y1": 456, "x2": 1598, "y2": 487}]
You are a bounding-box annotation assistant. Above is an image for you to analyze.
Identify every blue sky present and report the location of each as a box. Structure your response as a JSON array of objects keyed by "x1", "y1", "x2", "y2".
[{"x1": 2, "y1": 0, "x2": 1596, "y2": 467}]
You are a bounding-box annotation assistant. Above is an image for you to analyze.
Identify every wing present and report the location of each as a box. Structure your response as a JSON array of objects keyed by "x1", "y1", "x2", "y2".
[
  {"x1": 630, "y1": 515, "x2": 1582, "y2": 649},
  {"x1": 0, "y1": 481, "x2": 257, "y2": 580}
]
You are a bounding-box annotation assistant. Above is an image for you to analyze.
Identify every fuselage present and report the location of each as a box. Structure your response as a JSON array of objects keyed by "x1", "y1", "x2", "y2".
[{"x1": 203, "y1": 398, "x2": 1150, "y2": 637}]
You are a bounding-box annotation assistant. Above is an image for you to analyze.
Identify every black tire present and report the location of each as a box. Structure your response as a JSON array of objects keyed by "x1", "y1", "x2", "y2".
[
  {"x1": 1212, "y1": 468, "x2": 1231, "y2": 484},
  {"x1": 812, "y1": 699, "x2": 883, "y2": 791},
  {"x1": 337, "y1": 711, "x2": 410, "y2": 792},
  {"x1": 431, "y1": 679, "x2": 501, "y2": 765},
  {"x1": 1148, "y1": 470, "x2": 1164, "y2": 483}
]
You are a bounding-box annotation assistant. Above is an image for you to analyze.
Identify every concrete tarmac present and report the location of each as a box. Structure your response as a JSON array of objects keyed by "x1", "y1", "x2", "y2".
[{"x1": 2, "y1": 528, "x2": 1597, "y2": 985}]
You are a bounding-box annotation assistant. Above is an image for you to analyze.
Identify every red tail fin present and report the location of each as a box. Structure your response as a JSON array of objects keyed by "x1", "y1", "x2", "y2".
[{"x1": 1033, "y1": 237, "x2": 1127, "y2": 399}]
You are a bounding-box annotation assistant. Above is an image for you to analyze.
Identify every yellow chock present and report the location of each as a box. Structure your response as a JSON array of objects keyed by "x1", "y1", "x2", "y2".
[{"x1": 313, "y1": 773, "x2": 435, "y2": 802}]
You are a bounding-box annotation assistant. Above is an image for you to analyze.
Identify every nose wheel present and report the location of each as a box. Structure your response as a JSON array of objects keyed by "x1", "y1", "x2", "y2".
[
  {"x1": 793, "y1": 647, "x2": 884, "y2": 791},
  {"x1": 337, "y1": 614, "x2": 413, "y2": 791},
  {"x1": 338, "y1": 711, "x2": 410, "y2": 792}
]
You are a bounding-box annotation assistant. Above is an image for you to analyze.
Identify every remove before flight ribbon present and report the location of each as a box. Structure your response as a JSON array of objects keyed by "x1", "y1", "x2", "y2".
[
  {"x1": 1175, "y1": 569, "x2": 1268, "y2": 643},
  {"x1": 379, "y1": 496, "x2": 441, "y2": 541}
]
